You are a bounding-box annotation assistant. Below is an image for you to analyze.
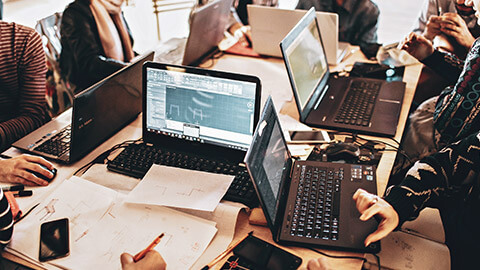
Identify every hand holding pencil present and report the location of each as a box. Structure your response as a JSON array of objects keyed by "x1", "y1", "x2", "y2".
[{"x1": 120, "y1": 233, "x2": 166, "y2": 270}]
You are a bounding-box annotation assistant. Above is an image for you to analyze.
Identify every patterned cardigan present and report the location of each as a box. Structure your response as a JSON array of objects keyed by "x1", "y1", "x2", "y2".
[{"x1": 422, "y1": 38, "x2": 480, "y2": 148}]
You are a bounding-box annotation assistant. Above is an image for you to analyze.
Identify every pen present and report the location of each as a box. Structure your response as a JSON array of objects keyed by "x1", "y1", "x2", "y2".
[
  {"x1": 2, "y1": 184, "x2": 24, "y2": 192},
  {"x1": 201, "y1": 231, "x2": 253, "y2": 270},
  {"x1": 133, "y1": 233, "x2": 165, "y2": 262},
  {"x1": 12, "y1": 190, "x2": 33, "y2": 197},
  {"x1": 0, "y1": 154, "x2": 11, "y2": 160}
]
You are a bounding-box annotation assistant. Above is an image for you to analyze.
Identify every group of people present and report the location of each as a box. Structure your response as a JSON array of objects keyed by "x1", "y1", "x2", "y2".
[{"x1": 2, "y1": 0, "x2": 480, "y2": 268}]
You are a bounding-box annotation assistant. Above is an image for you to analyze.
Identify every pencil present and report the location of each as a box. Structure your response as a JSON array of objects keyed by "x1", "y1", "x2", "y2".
[
  {"x1": 133, "y1": 233, "x2": 165, "y2": 262},
  {"x1": 201, "y1": 231, "x2": 253, "y2": 270}
]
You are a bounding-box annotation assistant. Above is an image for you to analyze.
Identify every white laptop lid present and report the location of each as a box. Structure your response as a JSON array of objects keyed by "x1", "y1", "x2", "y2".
[{"x1": 247, "y1": 5, "x2": 344, "y2": 65}]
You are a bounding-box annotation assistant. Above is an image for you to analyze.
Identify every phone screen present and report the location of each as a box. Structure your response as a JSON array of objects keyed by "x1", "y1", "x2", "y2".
[
  {"x1": 233, "y1": 235, "x2": 302, "y2": 270},
  {"x1": 39, "y1": 218, "x2": 70, "y2": 262},
  {"x1": 289, "y1": 130, "x2": 331, "y2": 143}
]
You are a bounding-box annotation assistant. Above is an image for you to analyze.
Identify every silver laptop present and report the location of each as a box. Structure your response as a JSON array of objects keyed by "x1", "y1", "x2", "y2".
[
  {"x1": 247, "y1": 5, "x2": 348, "y2": 65},
  {"x1": 155, "y1": 0, "x2": 233, "y2": 66},
  {"x1": 12, "y1": 51, "x2": 154, "y2": 164}
]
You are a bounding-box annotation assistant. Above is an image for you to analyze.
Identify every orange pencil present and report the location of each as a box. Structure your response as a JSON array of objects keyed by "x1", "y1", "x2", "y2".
[{"x1": 133, "y1": 233, "x2": 165, "y2": 262}]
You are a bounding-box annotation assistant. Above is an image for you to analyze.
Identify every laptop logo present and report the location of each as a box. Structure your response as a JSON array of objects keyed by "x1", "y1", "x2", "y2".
[{"x1": 78, "y1": 117, "x2": 94, "y2": 129}]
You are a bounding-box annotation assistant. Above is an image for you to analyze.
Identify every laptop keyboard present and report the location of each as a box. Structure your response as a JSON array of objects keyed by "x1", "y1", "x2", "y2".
[
  {"x1": 290, "y1": 165, "x2": 342, "y2": 240},
  {"x1": 154, "y1": 39, "x2": 186, "y2": 65},
  {"x1": 334, "y1": 80, "x2": 381, "y2": 126},
  {"x1": 107, "y1": 143, "x2": 258, "y2": 208},
  {"x1": 35, "y1": 125, "x2": 71, "y2": 157}
]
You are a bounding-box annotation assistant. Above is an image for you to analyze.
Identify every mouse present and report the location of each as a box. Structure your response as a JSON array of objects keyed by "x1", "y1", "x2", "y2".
[
  {"x1": 29, "y1": 165, "x2": 57, "y2": 182},
  {"x1": 325, "y1": 142, "x2": 360, "y2": 160}
]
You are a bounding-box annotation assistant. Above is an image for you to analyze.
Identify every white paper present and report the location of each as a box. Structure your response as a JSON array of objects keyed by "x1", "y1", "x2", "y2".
[
  {"x1": 126, "y1": 165, "x2": 234, "y2": 211},
  {"x1": 56, "y1": 200, "x2": 218, "y2": 270}
]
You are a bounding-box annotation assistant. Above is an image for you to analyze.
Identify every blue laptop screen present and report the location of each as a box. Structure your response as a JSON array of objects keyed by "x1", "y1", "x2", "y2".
[{"x1": 145, "y1": 67, "x2": 257, "y2": 151}]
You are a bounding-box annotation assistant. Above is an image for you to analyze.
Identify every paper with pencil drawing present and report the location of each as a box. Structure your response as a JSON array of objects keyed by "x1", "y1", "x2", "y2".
[
  {"x1": 8, "y1": 176, "x2": 218, "y2": 270},
  {"x1": 125, "y1": 164, "x2": 234, "y2": 211}
]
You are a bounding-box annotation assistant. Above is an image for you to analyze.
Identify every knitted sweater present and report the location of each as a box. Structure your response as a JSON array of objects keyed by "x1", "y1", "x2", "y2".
[{"x1": 384, "y1": 131, "x2": 480, "y2": 226}]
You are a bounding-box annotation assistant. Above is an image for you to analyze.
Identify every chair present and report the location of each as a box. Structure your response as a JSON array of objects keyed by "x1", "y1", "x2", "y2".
[{"x1": 35, "y1": 12, "x2": 75, "y2": 116}]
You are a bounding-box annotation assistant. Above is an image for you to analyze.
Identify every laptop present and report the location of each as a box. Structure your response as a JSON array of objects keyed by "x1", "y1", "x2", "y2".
[
  {"x1": 280, "y1": 8, "x2": 406, "y2": 137},
  {"x1": 106, "y1": 61, "x2": 262, "y2": 207},
  {"x1": 12, "y1": 51, "x2": 154, "y2": 163},
  {"x1": 244, "y1": 96, "x2": 380, "y2": 253},
  {"x1": 247, "y1": 5, "x2": 349, "y2": 65},
  {"x1": 155, "y1": 0, "x2": 233, "y2": 66}
]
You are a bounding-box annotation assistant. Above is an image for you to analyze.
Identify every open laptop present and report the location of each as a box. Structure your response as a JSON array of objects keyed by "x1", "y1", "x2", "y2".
[
  {"x1": 280, "y1": 8, "x2": 406, "y2": 137},
  {"x1": 106, "y1": 61, "x2": 262, "y2": 207},
  {"x1": 247, "y1": 5, "x2": 348, "y2": 65},
  {"x1": 12, "y1": 51, "x2": 154, "y2": 164},
  {"x1": 155, "y1": 0, "x2": 233, "y2": 66},
  {"x1": 245, "y1": 96, "x2": 380, "y2": 253}
]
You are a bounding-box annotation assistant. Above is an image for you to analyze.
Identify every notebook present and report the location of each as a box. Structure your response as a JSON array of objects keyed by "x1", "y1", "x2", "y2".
[
  {"x1": 155, "y1": 0, "x2": 233, "y2": 66},
  {"x1": 280, "y1": 8, "x2": 406, "y2": 137},
  {"x1": 247, "y1": 5, "x2": 349, "y2": 65},
  {"x1": 244, "y1": 96, "x2": 380, "y2": 253},
  {"x1": 12, "y1": 51, "x2": 154, "y2": 163}
]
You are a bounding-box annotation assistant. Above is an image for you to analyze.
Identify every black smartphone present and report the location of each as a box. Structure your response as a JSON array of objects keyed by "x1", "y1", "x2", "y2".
[
  {"x1": 233, "y1": 234, "x2": 302, "y2": 270},
  {"x1": 288, "y1": 130, "x2": 332, "y2": 144},
  {"x1": 39, "y1": 218, "x2": 70, "y2": 262}
]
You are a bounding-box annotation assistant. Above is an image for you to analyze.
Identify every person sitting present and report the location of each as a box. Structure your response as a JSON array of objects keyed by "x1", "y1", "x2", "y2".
[
  {"x1": 59, "y1": 0, "x2": 135, "y2": 93},
  {"x1": 413, "y1": 0, "x2": 480, "y2": 58},
  {"x1": 296, "y1": 0, "x2": 379, "y2": 49},
  {"x1": 392, "y1": 0, "x2": 480, "y2": 181},
  {"x1": 352, "y1": 130, "x2": 480, "y2": 270},
  {"x1": 0, "y1": 21, "x2": 55, "y2": 185}
]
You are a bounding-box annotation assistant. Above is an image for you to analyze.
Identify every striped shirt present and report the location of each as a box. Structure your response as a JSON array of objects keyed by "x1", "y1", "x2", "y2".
[
  {"x1": 0, "y1": 189, "x2": 13, "y2": 248},
  {"x1": 0, "y1": 21, "x2": 50, "y2": 151}
]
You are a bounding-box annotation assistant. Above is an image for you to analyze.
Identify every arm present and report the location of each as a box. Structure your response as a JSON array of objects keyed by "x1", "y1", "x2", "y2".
[
  {"x1": 433, "y1": 38, "x2": 480, "y2": 146},
  {"x1": 386, "y1": 131, "x2": 480, "y2": 226},
  {"x1": 120, "y1": 251, "x2": 166, "y2": 270},
  {"x1": 0, "y1": 28, "x2": 50, "y2": 150},
  {"x1": 0, "y1": 189, "x2": 13, "y2": 249}
]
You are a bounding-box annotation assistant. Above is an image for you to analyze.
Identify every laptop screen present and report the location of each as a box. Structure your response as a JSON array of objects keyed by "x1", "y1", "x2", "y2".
[
  {"x1": 245, "y1": 97, "x2": 291, "y2": 224},
  {"x1": 145, "y1": 66, "x2": 258, "y2": 151},
  {"x1": 281, "y1": 8, "x2": 328, "y2": 111}
]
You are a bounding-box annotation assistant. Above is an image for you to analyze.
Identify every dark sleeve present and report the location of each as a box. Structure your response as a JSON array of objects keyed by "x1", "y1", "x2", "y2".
[
  {"x1": 0, "y1": 189, "x2": 14, "y2": 248},
  {"x1": 422, "y1": 50, "x2": 464, "y2": 84},
  {"x1": 60, "y1": 7, "x2": 126, "y2": 84},
  {"x1": 384, "y1": 132, "x2": 480, "y2": 226},
  {"x1": 0, "y1": 28, "x2": 50, "y2": 150},
  {"x1": 433, "y1": 39, "x2": 480, "y2": 146}
]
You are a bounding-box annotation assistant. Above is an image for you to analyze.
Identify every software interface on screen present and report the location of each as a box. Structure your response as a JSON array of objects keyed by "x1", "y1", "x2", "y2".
[
  {"x1": 146, "y1": 67, "x2": 257, "y2": 151},
  {"x1": 285, "y1": 18, "x2": 328, "y2": 110}
]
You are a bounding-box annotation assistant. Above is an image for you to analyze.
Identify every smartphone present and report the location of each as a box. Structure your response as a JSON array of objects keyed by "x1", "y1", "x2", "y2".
[
  {"x1": 288, "y1": 130, "x2": 332, "y2": 144},
  {"x1": 233, "y1": 234, "x2": 302, "y2": 270},
  {"x1": 39, "y1": 218, "x2": 70, "y2": 262}
]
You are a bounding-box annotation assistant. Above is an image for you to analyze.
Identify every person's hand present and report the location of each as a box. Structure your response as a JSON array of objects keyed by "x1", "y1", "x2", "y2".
[
  {"x1": 439, "y1": 12, "x2": 476, "y2": 50},
  {"x1": 400, "y1": 32, "x2": 434, "y2": 61},
  {"x1": 120, "y1": 251, "x2": 166, "y2": 270},
  {"x1": 423, "y1": 15, "x2": 443, "y2": 40},
  {"x1": 307, "y1": 257, "x2": 331, "y2": 270},
  {"x1": 0, "y1": 155, "x2": 54, "y2": 186},
  {"x1": 352, "y1": 188, "x2": 399, "y2": 247}
]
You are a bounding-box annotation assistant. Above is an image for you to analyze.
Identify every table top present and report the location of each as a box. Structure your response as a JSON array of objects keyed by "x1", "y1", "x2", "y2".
[{"x1": 1, "y1": 46, "x2": 422, "y2": 270}]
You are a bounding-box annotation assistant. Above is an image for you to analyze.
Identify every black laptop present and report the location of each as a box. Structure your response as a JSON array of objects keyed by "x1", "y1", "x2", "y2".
[
  {"x1": 106, "y1": 61, "x2": 262, "y2": 207},
  {"x1": 12, "y1": 51, "x2": 154, "y2": 163},
  {"x1": 244, "y1": 96, "x2": 380, "y2": 253},
  {"x1": 280, "y1": 8, "x2": 405, "y2": 137}
]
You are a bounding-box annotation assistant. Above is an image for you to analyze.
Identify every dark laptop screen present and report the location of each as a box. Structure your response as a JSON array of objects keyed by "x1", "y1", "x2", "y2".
[
  {"x1": 283, "y1": 9, "x2": 328, "y2": 110},
  {"x1": 245, "y1": 97, "x2": 291, "y2": 224},
  {"x1": 145, "y1": 66, "x2": 258, "y2": 151}
]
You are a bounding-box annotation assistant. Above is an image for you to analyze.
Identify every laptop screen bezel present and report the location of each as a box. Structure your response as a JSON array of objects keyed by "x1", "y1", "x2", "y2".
[
  {"x1": 142, "y1": 61, "x2": 262, "y2": 162},
  {"x1": 244, "y1": 96, "x2": 293, "y2": 237},
  {"x1": 280, "y1": 8, "x2": 331, "y2": 123}
]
